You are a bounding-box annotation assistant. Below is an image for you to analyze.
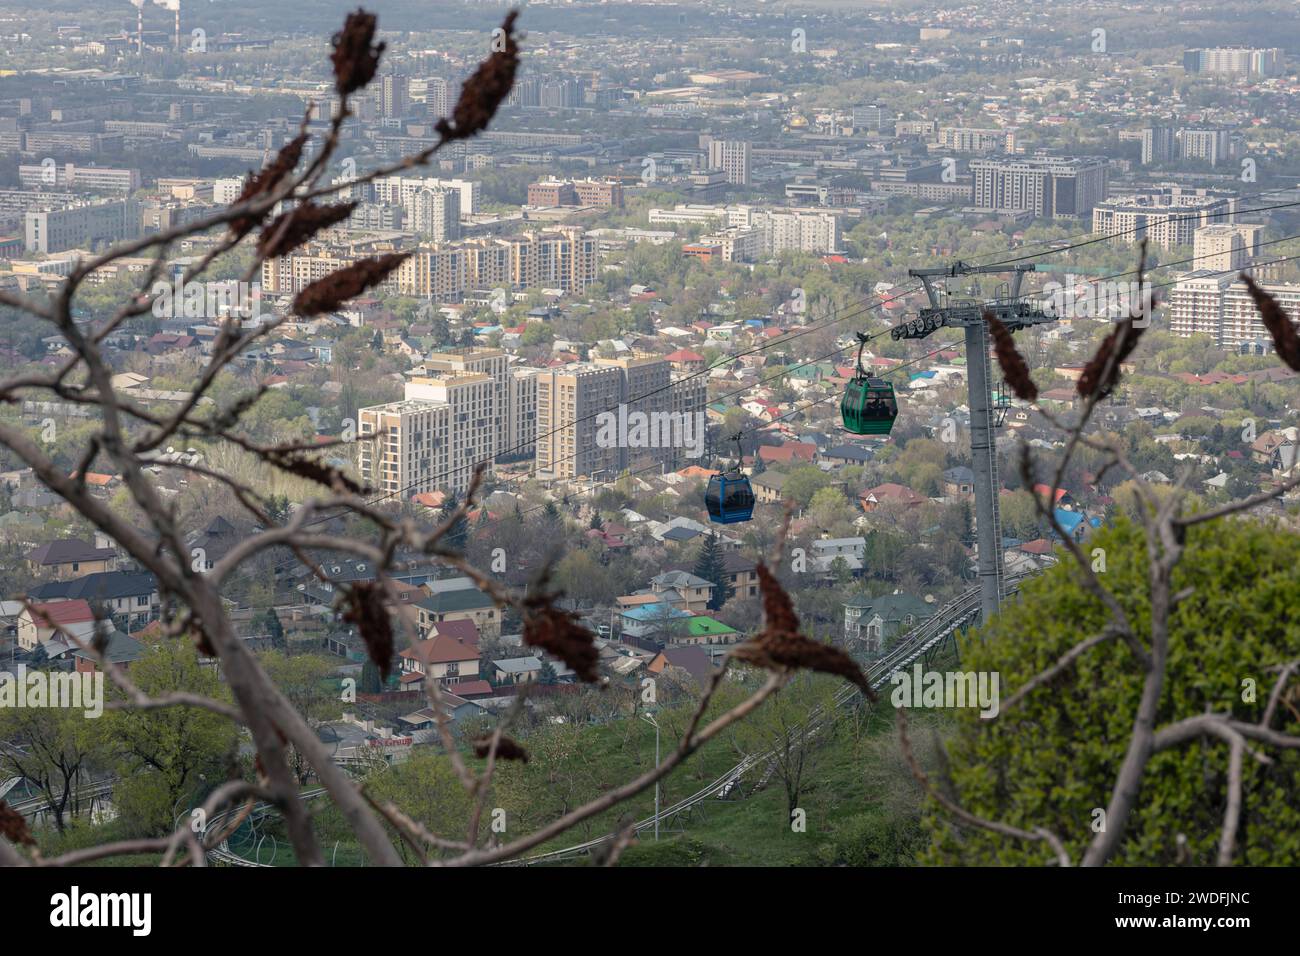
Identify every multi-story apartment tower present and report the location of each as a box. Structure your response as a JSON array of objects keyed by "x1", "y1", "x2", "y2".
[
  {"x1": 534, "y1": 355, "x2": 702, "y2": 480},
  {"x1": 1169, "y1": 271, "x2": 1300, "y2": 352},
  {"x1": 705, "y1": 137, "x2": 752, "y2": 186},
  {"x1": 1091, "y1": 186, "x2": 1237, "y2": 250},
  {"x1": 969, "y1": 156, "x2": 1108, "y2": 219}
]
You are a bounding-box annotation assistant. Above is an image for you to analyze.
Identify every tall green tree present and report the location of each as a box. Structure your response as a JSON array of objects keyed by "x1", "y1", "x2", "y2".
[
  {"x1": 438, "y1": 493, "x2": 469, "y2": 554},
  {"x1": 925, "y1": 517, "x2": 1300, "y2": 866},
  {"x1": 0, "y1": 705, "x2": 106, "y2": 833},
  {"x1": 359, "y1": 659, "x2": 383, "y2": 695},
  {"x1": 106, "y1": 639, "x2": 238, "y2": 837},
  {"x1": 693, "y1": 532, "x2": 734, "y2": 611},
  {"x1": 261, "y1": 608, "x2": 286, "y2": 649}
]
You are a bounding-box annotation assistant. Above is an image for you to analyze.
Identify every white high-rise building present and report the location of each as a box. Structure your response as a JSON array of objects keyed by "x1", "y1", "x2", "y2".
[
  {"x1": 705, "y1": 138, "x2": 751, "y2": 186},
  {"x1": 1169, "y1": 270, "x2": 1300, "y2": 352},
  {"x1": 358, "y1": 371, "x2": 497, "y2": 497},
  {"x1": 408, "y1": 187, "x2": 460, "y2": 241},
  {"x1": 1091, "y1": 186, "x2": 1237, "y2": 250},
  {"x1": 970, "y1": 155, "x2": 1109, "y2": 219},
  {"x1": 1180, "y1": 128, "x2": 1231, "y2": 167},
  {"x1": 507, "y1": 367, "x2": 539, "y2": 459},
  {"x1": 1193, "y1": 225, "x2": 1248, "y2": 273},
  {"x1": 373, "y1": 174, "x2": 478, "y2": 216}
]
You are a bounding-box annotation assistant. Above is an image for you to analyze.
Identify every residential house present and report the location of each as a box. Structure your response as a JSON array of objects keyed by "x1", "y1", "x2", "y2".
[
  {"x1": 665, "y1": 349, "x2": 706, "y2": 372},
  {"x1": 646, "y1": 645, "x2": 716, "y2": 686},
  {"x1": 71, "y1": 629, "x2": 146, "y2": 673},
  {"x1": 187, "y1": 516, "x2": 244, "y2": 572},
  {"x1": 492, "y1": 656, "x2": 543, "y2": 684},
  {"x1": 427, "y1": 619, "x2": 480, "y2": 647},
  {"x1": 396, "y1": 694, "x2": 488, "y2": 735},
  {"x1": 649, "y1": 570, "x2": 715, "y2": 613},
  {"x1": 1033, "y1": 484, "x2": 1076, "y2": 510},
  {"x1": 942, "y1": 466, "x2": 975, "y2": 497},
  {"x1": 672, "y1": 616, "x2": 740, "y2": 656},
  {"x1": 397, "y1": 634, "x2": 481, "y2": 688},
  {"x1": 750, "y1": 471, "x2": 786, "y2": 505},
  {"x1": 620, "y1": 602, "x2": 693, "y2": 645},
  {"x1": 415, "y1": 579, "x2": 500, "y2": 638},
  {"x1": 859, "y1": 483, "x2": 926, "y2": 511},
  {"x1": 16, "y1": 599, "x2": 97, "y2": 651},
  {"x1": 1052, "y1": 508, "x2": 1100, "y2": 542},
  {"x1": 722, "y1": 551, "x2": 760, "y2": 600},
  {"x1": 810, "y1": 537, "x2": 866, "y2": 576},
  {"x1": 25, "y1": 539, "x2": 118, "y2": 579},
  {"x1": 756, "y1": 441, "x2": 817, "y2": 466},
  {"x1": 70, "y1": 471, "x2": 119, "y2": 496},
  {"x1": 821, "y1": 444, "x2": 873, "y2": 468},
  {"x1": 843, "y1": 593, "x2": 934, "y2": 654},
  {"x1": 1251, "y1": 429, "x2": 1298, "y2": 473},
  {"x1": 29, "y1": 570, "x2": 159, "y2": 628}
]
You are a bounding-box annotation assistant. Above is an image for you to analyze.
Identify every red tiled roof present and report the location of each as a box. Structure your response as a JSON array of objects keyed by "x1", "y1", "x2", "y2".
[
  {"x1": 71, "y1": 472, "x2": 116, "y2": 486},
  {"x1": 28, "y1": 599, "x2": 95, "y2": 627},
  {"x1": 1033, "y1": 484, "x2": 1070, "y2": 503},
  {"x1": 430, "y1": 619, "x2": 479, "y2": 646},
  {"x1": 400, "y1": 635, "x2": 478, "y2": 666},
  {"x1": 861, "y1": 483, "x2": 925, "y2": 506},
  {"x1": 447, "y1": 679, "x2": 493, "y2": 698},
  {"x1": 757, "y1": 442, "x2": 815, "y2": 464}
]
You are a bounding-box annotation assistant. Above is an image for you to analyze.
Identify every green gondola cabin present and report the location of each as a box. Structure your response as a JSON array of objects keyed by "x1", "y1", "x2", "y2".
[{"x1": 841, "y1": 375, "x2": 897, "y2": 435}]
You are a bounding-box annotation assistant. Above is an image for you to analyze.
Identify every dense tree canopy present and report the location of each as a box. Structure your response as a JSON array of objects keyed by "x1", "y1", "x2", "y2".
[{"x1": 924, "y1": 517, "x2": 1300, "y2": 865}]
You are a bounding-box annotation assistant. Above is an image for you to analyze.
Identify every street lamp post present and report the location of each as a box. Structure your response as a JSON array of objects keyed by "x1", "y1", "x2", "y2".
[{"x1": 641, "y1": 711, "x2": 660, "y2": 841}]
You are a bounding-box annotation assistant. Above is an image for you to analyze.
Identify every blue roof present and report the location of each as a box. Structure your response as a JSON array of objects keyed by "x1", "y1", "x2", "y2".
[
  {"x1": 622, "y1": 603, "x2": 693, "y2": 622},
  {"x1": 1054, "y1": 509, "x2": 1085, "y2": 533},
  {"x1": 475, "y1": 325, "x2": 502, "y2": 335}
]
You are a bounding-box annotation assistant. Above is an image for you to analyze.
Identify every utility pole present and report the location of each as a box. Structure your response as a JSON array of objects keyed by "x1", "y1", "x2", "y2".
[
  {"x1": 641, "y1": 711, "x2": 660, "y2": 840},
  {"x1": 903, "y1": 262, "x2": 1056, "y2": 626}
]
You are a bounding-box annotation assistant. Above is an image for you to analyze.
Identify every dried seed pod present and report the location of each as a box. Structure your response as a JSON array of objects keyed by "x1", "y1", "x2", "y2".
[
  {"x1": 291, "y1": 252, "x2": 411, "y2": 317},
  {"x1": 521, "y1": 579, "x2": 600, "y2": 683},
  {"x1": 340, "y1": 581, "x2": 394, "y2": 680},
  {"x1": 1242, "y1": 274, "x2": 1300, "y2": 372},
  {"x1": 263, "y1": 449, "x2": 367, "y2": 496},
  {"x1": 732, "y1": 632, "x2": 876, "y2": 700},
  {"x1": 435, "y1": 11, "x2": 520, "y2": 142},
  {"x1": 330, "y1": 9, "x2": 385, "y2": 96},
  {"x1": 985, "y1": 310, "x2": 1037, "y2": 402},
  {"x1": 228, "y1": 134, "x2": 308, "y2": 239},
  {"x1": 0, "y1": 800, "x2": 36, "y2": 847},
  {"x1": 733, "y1": 563, "x2": 875, "y2": 699},
  {"x1": 1076, "y1": 318, "x2": 1143, "y2": 399},
  {"x1": 257, "y1": 202, "x2": 358, "y2": 260},
  {"x1": 473, "y1": 736, "x2": 530, "y2": 762}
]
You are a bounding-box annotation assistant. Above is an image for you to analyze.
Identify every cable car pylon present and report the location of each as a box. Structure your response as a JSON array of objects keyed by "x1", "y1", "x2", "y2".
[{"x1": 901, "y1": 261, "x2": 1058, "y2": 626}]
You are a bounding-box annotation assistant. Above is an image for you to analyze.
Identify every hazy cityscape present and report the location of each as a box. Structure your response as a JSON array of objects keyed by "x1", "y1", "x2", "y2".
[{"x1": 0, "y1": 0, "x2": 1298, "y2": 913}]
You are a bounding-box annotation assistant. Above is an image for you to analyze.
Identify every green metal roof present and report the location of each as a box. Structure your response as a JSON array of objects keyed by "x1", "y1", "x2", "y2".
[{"x1": 686, "y1": 616, "x2": 737, "y2": 636}]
